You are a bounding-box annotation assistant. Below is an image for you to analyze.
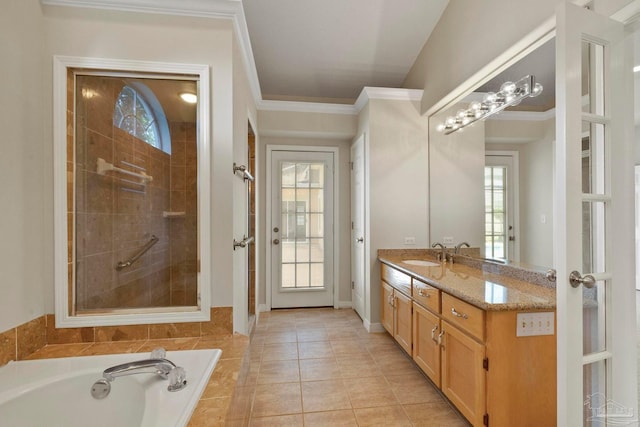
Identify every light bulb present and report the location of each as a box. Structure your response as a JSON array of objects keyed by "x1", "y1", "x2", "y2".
[
  {"x1": 500, "y1": 81, "x2": 516, "y2": 94},
  {"x1": 483, "y1": 92, "x2": 497, "y2": 104},
  {"x1": 445, "y1": 116, "x2": 455, "y2": 126},
  {"x1": 180, "y1": 92, "x2": 198, "y2": 104},
  {"x1": 530, "y1": 82, "x2": 543, "y2": 97},
  {"x1": 436, "y1": 123, "x2": 446, "y2": 132},
  {"x1": 469, "y1": 101, "x2": 482, "y2": 111},
  {"x1": 456, "y1": 109, "x2": 467, "y2": 119}
]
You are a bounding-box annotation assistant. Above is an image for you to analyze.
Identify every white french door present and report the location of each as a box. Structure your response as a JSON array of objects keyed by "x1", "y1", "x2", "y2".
[
  {"x1": 556, "y1": 3, "x2": 636, "y2": 425},
  {"x1": 268, "y1": 149, "x2": 335, "y2": 308},
  {"x1": 350, "y1": 135, "x2": 366, "y2": 319},
  {"x1": 485, "y1": 153, "x2": 519, "y2": 262}
]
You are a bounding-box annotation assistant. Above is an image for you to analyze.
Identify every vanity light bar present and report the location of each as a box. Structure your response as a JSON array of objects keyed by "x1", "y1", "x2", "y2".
[{"x1": 437, "y1": 75, "x2": 543, "y2": 135}]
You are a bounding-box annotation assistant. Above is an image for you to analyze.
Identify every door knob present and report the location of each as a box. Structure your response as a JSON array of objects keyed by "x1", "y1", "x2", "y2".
[
  {"x1": 273, "y1": 239, "x2": 280, "y2": 245},
  {"x1": 569, "y1": 271, "x2": 596, "y2": 289}
]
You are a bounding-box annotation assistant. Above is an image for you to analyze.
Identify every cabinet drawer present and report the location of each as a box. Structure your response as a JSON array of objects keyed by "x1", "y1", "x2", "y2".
[
  {"x1": 412, "y1": 279, "x2": 440, "y2": 313},
  {"x1": 441, "y1": 293, "x2": 485, "y2": 341},
  {"x1": 381, "y1": 264, "x2": 412, "y2": 295}
]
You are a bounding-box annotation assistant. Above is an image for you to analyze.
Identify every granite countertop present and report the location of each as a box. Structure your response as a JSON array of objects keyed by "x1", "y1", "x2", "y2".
[{"x1": 378, "y1": 253, "x2": 556, "y2": 311}]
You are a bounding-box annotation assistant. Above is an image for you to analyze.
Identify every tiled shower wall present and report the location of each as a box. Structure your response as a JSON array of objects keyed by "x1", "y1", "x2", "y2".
[{"x1": 73, "y1": 75, "x2": 197, "y2": 311}]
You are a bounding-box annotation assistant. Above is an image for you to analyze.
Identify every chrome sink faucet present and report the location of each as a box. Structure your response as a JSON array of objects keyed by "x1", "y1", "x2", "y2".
[
  {"x1": 454, "y1": 241, "x2": 470, "y2": 254},
  {"x1": 431, "y1": 242, "x2": 446, "y2": 262}
]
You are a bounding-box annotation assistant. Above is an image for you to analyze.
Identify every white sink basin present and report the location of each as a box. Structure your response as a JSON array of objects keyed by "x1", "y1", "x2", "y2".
[{"x1": 402, "y1": 259, "x2": 440, "y2": 267}]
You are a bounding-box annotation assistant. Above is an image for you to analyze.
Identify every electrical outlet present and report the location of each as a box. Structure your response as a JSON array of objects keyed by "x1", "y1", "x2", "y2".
[
  {"x1": 404, "y1": 237, "x2": 416, "y2": 245},
  {"x1": 516, "y1": 312, "x2": 554, "y2": 337},
  {"x1": 443, "y1": 236, "x2": 454, "y2": 244}
]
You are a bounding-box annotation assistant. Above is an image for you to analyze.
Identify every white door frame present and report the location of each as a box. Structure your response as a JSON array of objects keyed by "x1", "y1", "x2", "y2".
[
  {"x1": 350, "y1": 134, "x2": 366, "y2": 319},
  {"x1": 265, "y1": 145, "x2": 340, "y2": 310},
  {"x1": 485, "y1": 150, "x2": 520, "y2": 262}
]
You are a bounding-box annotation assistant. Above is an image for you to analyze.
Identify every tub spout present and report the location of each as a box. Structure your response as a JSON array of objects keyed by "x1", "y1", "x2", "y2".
[{"x1": 102, "y1": 357, "x2": 187, "y2": 392}]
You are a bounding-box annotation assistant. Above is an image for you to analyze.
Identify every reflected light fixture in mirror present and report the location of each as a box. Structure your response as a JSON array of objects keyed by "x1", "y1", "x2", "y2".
[
  {"x1": 437, "y1": 75, "x2": 543, "y2": 134},
  {"x1": 53, "y1": 56, "x2": 211, "y2": 327},
  {"x1": 180, "y1": 92, "x2": 198, "y2": 104}
]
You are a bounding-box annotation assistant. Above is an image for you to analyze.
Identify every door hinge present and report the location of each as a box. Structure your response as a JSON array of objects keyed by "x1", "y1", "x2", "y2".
[
  {"x1": 350, "y1": 161, "x2": 354, "y2": 170},
  {"x1": 351, "y1": 221, "x2": 354, "y2": 230},
  {"x1": 483, "y1": 357, "x2": 489, "y2": 371},
  {"x1": 351, "y1": 281, "x2": 355, "y2": 290},
  {"x1": 483, "y1": 413, "x2": 489, "y2": 426}
]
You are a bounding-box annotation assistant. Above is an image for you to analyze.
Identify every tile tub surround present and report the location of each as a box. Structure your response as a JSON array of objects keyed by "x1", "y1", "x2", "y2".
[
  {"x1": 378, "y1": 251, "x2": 556, "y2": 311},
  {"x1": 0, "y1": 307, "x2": 233, "y2": 368}
]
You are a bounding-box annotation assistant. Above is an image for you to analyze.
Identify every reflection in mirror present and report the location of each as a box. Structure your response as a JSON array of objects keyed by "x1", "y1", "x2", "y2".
[
  {"x1": 429, "y1": 38, "x2": 556, "y2": 270},
  {"x1": 54, "y1": 57, "x2": 210, "y2": 327}
]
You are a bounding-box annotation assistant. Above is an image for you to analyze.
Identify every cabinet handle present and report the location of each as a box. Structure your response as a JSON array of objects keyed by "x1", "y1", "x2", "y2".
[
  {"x1": 416, "y1": 287, "x2": 430, "y2": 297},
  {"x1": 437, "y1": 330, "x2": 445, "y2": 348},
  {"x1": 451, "y1": 307, "x2": 468, "y2": 319},
  {"x1": 431, "y1": 325, "x2": 439, "y2": 342}
]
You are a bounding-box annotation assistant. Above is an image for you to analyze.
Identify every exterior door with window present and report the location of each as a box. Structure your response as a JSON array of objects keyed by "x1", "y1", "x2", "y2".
[
  {"x1": 269, "y1": 150, "x2": 335, "y2": 308},
  {"x1": 556, "y1": 3, "x2": 636, "y2": 425},
  {"x1": 485, "y1": 153, "x2": 518, "y2": 262}
]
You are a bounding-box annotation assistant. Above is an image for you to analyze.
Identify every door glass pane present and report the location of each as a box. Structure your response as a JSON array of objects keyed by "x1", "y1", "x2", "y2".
[
  {"x1": 582, "y1": 41, "x2": 605, "y2": 115},
  {"x1": 582, "y1": 201, "x2": 606, "y2": 274},
  {"x1": 583, "y1": 360, "x2": 607, "y2": 426},
  {"x1": 583, "y1": 279, "x2": 606, "y2": 355},
  {"x1": 582, "y1": 122, "x2": 606, "y2": 195},
  {"x1": 280, "y1": 160, "x2": 326, "y2": 289},
  {"x1": 484, "y1": 166, "x2": 507, "y2": 260},
  {"x1": 310, "y1": 264, "x2": 323, "y2": 287}
]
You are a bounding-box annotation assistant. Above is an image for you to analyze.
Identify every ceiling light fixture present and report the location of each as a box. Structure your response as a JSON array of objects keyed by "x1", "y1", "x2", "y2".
[
  {"x1": 437, "y1": 75, "x2": 543, "y2": 135},
  {"x1": 179, "y1": 92, "x2": 198, "y2": 104}
]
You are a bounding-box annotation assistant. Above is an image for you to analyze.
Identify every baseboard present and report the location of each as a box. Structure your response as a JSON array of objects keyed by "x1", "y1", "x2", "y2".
[
  {"x1": 258, "y1": 304, "x2": 269, "y2": 313},
  {"x1": 364, "y1": 320, "x2": 385, "y2": 333},
  {"x1": 336, "y1": 300, "x2": 353, "y2": 309}
]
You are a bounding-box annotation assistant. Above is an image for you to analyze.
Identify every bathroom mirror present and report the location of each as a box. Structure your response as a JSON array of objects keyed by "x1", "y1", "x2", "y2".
[
  {"x1": 53, "y1": 56, "x2": 211, "y2": 327},
  {"x1": 429, "y1": 37, "x2": 556, "y2": 270}
]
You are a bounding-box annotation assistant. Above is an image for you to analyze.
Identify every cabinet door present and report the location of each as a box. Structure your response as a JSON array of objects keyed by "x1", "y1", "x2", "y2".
[
  {"x1": 394, "y1": 291, "x2": 412, "y2": 354},
  {"x1": 381, "y1": 281, "x2": 394, "y2": 334},
  {"x1": 441, "y1": 320, "x2": 486, "y2": 427},
  {"x1": 413, "y1": 302, "x2": 440, "y2": 387}
]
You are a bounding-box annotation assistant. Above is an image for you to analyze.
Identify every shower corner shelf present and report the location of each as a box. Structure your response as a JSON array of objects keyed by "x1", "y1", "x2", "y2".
[{"x1": 162, "y1": 211, "x2": 186, "y2": 218}]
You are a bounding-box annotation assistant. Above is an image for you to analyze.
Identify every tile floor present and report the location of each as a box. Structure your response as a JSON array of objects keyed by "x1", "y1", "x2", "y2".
[{"x1": 226, "y1": 308, "x2": 469, "y2": 426}]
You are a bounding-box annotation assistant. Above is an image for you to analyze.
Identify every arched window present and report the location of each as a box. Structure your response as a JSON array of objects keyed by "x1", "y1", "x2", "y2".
[{"x1": 113, "y1": 82, "x2": 171, "y2": 154}]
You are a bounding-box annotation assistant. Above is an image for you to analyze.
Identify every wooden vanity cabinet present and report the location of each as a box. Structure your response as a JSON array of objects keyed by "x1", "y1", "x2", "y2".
[
  {"x1": 412, "y1": 302, "x2": 441, "y2": 386},
  {"x1": 440, "y1": 319, "x2": 486, "y2": 426},
  {"x1": 381, "y1": 272, "x2": 412, "y2": 355},
  {"x1": 382, "y1": 262, "x2": 556, "y2": 427}
]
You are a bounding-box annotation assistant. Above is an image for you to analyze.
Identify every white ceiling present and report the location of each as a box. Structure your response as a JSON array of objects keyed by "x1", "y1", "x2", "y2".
[{"x1": 242, "y1": 0, "x2": 449, "y2": 104}]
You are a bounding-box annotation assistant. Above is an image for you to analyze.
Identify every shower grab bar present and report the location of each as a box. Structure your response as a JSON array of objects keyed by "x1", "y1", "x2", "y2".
[
  {"x1": 116, "y1": 235, "x2": 159, "y2": 271},
  {"x1": 97, "y1": 158, "x2": 153, "y2": 184},
  {"x1": 233, "y1": 163, "x2": 254, "y2": 182},
  {"x1": 233, "y1": 235, "x2": 254, "y2": 250}
]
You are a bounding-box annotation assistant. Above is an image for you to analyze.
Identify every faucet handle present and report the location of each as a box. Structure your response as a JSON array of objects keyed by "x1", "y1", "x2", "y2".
[
  {"x1": 150, "y1": 347, "x2": 167, "y2": 359},
  {"x1": 168, "y1": 367, "x2": 188, "y2": 392}
]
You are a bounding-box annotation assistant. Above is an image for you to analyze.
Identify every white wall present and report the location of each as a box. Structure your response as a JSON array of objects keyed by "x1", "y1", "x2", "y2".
[
  {"x1": 0, "y1": 1, "x2": 47, "y2": 332},
  {"x1": 429, "y1": 104, "x2": 485, "y2": 250},
  {"x1": 404, "y1": 0, "x2": 561, "y2": 114},
  {"x1": 365, "y1": 98, "x2": 429, "y2": 325},
  {"x1": 487, "y1": 118, "x2": 555, "y2": 268},
  {"x1": 40, "y1": 7, "x2": 236, "y2": 313}
]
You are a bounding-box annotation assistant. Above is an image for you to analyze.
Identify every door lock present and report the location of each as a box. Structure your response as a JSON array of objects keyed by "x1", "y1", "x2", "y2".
[
  {"x1": 273, "y1": 239, "x2": 280, "y2": 245},
  {"x1": 569, "y1": 271, "x2": 596, "y2": 289}
]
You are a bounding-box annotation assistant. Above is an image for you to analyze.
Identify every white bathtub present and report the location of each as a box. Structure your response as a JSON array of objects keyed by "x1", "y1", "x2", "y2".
[{"x1": 0, "y1": 349, "x2": 221, "y2": 427}]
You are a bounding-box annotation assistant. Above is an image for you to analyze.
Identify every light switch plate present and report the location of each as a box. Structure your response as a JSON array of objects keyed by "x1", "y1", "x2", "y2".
[
  {"x1": 404, "y1": 237, "x2": 416, "y2": 245},
  {"x1": 443, "y1": 236, "x2": 454, "y2": 244},
  {"x1": 516, "y1": 312, "x2": 554, "y2": 337}
]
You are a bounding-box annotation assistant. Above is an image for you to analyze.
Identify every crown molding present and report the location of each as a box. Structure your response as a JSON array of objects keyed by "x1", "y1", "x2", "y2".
[
  {"x1": 40, "y1": 1, "x2": 425, "y2": 117},
  {"x1": 258, "y1": 100, "x2": 357, "y2": 115},
  {"x1": 488, "y1": 107, "x2": 555, "y2": 121},
  {"x1": 354, "y1": 87, "x2": 424, "y2": 113},
  {"x1": 41, "y1": 0, "x2": 263, "y2": 105}
]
